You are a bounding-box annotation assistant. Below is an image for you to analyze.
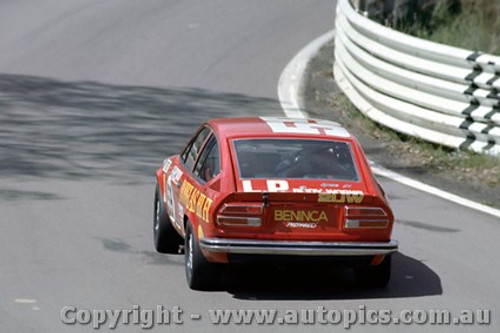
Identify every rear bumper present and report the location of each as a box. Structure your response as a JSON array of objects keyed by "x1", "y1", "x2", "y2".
[{"x1": 200, "y1": 238, "x2": 398, "y2": 256}]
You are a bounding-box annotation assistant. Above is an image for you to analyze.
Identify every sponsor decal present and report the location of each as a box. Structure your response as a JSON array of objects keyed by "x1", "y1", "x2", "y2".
[
  {"x1": 171, "y1": 166, "x2": 183, "y2": 184},
  {"x1": 274, "y1": 209, "x2": 328, "y2": 223},
  {"x1": 162, "y1": 158, "x2": 173, "y2": 173},
  {"x1": 241, "y1": 180, "x2": 365, "y2": 203},
  {"x1": 286, "y1": 222, "x2": 317, "y2": 229},
  {"x1": 292, "y1": 188, "x2": 324, "y2": 193},
  {"x1": 242, "y1": 180, "x2": 289, "y2": 192},
  {"x1": 318, "y1": 190, "x2": 364, "y2": 204},
  {"x1": 179, "y1": 180, "x2": 212, "y2": 223},
  {"x1": 320, "y1": 183, "x2": 339, "y2": 188}
]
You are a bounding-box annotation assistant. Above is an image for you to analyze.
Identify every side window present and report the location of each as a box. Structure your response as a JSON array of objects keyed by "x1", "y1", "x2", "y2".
[
  {"x1": 181, "y1": 127, "x2": 211, "y2": 171},
  {"x1": 194, "y1": 135, "x2": 215, "y2": 176},
  {"x1": 194, "y1": 136, "x2": 220, "y2": 183}
]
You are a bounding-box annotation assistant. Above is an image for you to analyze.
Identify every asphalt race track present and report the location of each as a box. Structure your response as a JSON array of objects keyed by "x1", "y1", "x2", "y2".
[{"x1": 0, "y1": 1, "x2": 498, "y2": 332}]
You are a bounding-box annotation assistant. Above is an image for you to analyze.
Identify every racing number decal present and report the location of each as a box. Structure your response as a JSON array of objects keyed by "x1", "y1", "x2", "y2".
[
  {"x1": 162, "y1": 162, "x2": 183, "y2": 227},
  {"x1": 166, "y1": 174, "x2": 174, "y2": 209},
  {"x1": 260, "y1": 117, "x2": 350, "y2": 138},
  {"x1": 178, "y1": 180, "x2": 213, "y2": 223}
]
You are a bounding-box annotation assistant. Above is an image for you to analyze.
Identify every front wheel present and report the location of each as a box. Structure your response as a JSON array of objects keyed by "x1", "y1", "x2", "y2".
[
  {"x1": 355, "y1": 255, "x2": 392, "y2": 288},
  {"x1": 184, "y1": 222, "x2": 220, "y2": 290}
]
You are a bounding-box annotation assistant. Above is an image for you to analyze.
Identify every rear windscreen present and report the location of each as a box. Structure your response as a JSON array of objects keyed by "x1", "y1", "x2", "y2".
[{"x1": 233, "y1": 139, "x2": 359, "y2": 181}]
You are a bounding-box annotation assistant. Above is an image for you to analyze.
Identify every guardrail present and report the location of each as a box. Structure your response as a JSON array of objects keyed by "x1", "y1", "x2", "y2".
[{"x1": 334, "y1": 0, "x2": 500, "y2": 155}]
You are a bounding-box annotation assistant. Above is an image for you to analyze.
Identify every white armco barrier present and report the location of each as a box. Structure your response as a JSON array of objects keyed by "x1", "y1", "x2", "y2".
[{"x1": 334, "y1": 0, "x2": 500, "y2": 155}]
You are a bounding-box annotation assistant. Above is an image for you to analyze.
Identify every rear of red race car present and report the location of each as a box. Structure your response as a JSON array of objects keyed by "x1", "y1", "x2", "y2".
[
  {"x1": 201, "y1": 134, "x2": 396, "y2": 289},
  {"x1": 155, "y1": 117, "x2": 397, "y2": 290}
]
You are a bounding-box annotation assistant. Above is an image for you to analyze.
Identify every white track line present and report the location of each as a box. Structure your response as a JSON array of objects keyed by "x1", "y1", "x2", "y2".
[
  {"x1": 370, "y1": 162, "x2": 500, "y2": 218},
  {"x1": 277, "y1": 29, "x2": 500, "y2": 219},
  {"x1": 278, "y1": 30, "x2": 336, "y2": 119}
]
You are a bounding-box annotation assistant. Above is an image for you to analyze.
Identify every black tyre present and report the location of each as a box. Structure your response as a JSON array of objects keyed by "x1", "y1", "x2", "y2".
[
  {"x1": 355, "y1": 255, "x2": 392, "y2": 288},
  {"x1": 153, "y1": 184, "x2": 183, "y2": 254},
  {"x1": 184, "y1": 222, "x2": 220, "y2": 290}
]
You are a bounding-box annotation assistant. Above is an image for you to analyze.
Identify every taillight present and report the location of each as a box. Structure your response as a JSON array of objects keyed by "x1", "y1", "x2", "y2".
[
  {"x1": 216, "y1": 203, "x2": 264, "y2": 227},
  {"x1": 344, "y1": 206, "x2": 389, "y2": 229}
]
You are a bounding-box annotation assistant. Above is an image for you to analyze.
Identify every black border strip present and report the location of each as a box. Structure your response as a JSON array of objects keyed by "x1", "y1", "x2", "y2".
[{"x1": 459, "y1": 134, "x2": 476, "y2": 150}]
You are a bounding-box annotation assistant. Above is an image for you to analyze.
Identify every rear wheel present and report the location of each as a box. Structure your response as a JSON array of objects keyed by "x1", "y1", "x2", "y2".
[
  {"x1": 355, "y1": 255, "x2": 391, "y2": 288},
  {"x1": 184, "y1": 222, "x2": 220, "y2": 290},
  {"x1": 153, "y1": 184, "x2": 182, "y2": 254}
]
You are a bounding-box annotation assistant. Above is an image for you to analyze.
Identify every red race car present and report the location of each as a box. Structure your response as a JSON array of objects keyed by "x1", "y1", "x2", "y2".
[{"x1": 154, "y1": 117, "x2": 397, "y2": 290}]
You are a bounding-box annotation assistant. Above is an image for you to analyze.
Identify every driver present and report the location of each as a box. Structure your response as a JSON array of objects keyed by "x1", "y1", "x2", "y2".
[{"x1": 284, "y1": 145, "x2": 342, "y2": 178}]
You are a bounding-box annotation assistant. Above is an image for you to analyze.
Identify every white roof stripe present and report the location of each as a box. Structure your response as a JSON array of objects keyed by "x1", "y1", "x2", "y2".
[{"x1": 260, "y1": 117, "x2": 351, "y2": 138}]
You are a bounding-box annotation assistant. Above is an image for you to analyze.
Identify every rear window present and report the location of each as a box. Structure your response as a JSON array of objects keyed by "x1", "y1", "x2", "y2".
[{"x1": 233, "y1": 139, "x2": 359, "y2": 181}]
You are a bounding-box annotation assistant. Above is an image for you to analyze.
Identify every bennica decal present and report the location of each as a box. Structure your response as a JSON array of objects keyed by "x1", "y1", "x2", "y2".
[{"x1": 274, "y1": 209, "x2": 328, "y2": 223}]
